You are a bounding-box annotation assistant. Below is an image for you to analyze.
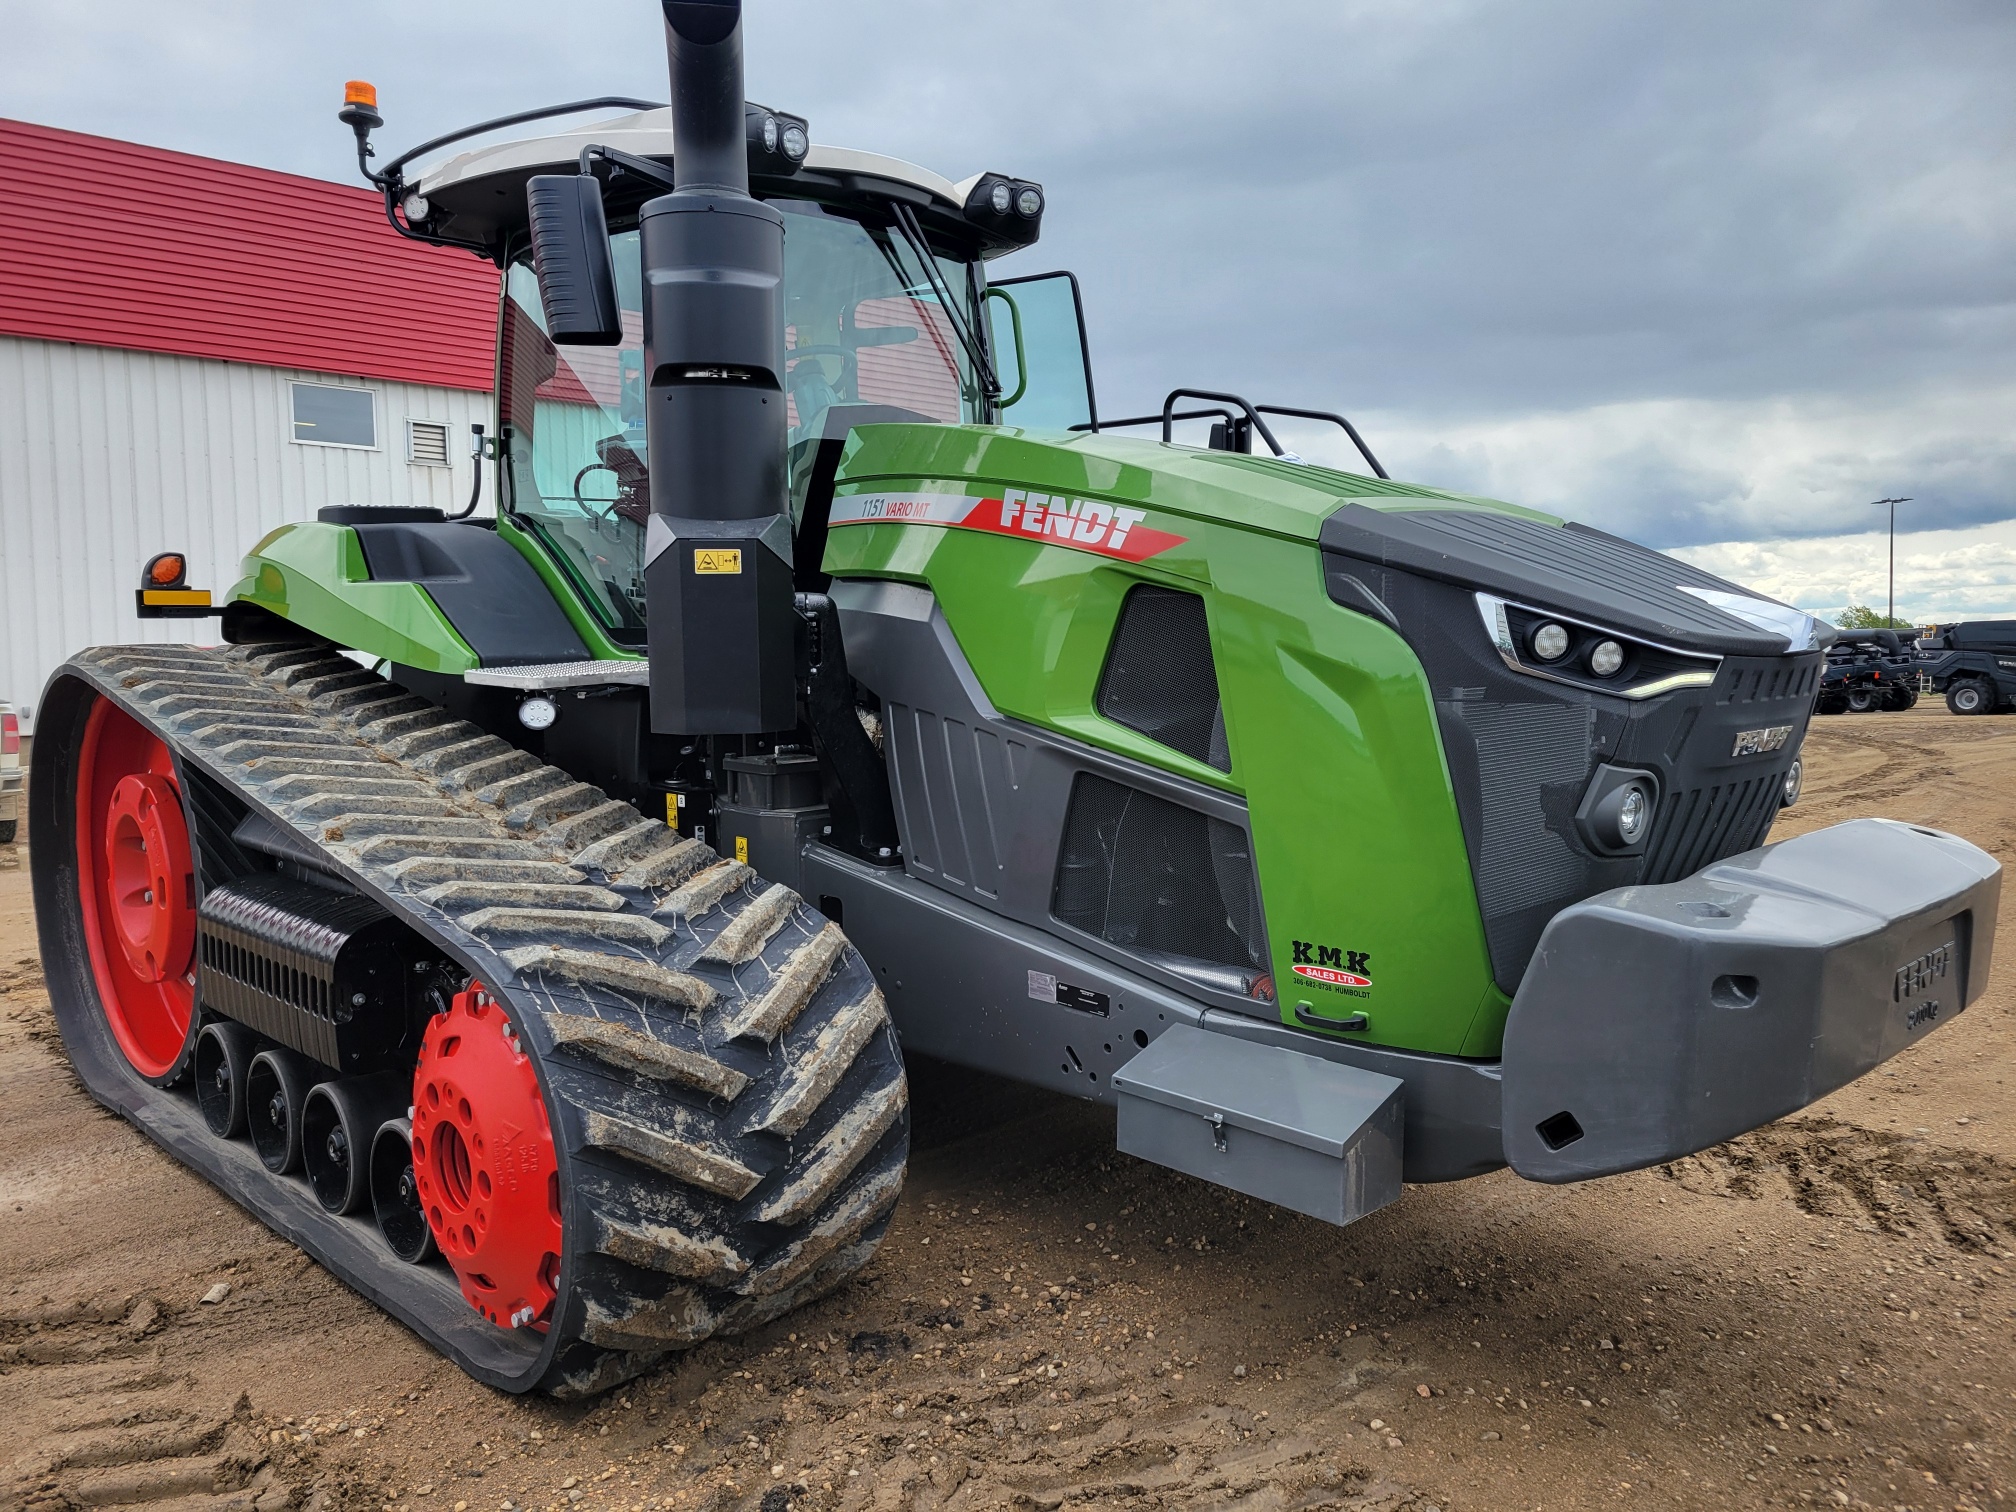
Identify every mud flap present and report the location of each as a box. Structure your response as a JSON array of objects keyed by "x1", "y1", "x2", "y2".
[
  {"x1": 1503, "y1": 817, "x2": 2000, "y2": 1182},
  {"x1": 1112, "y1": 1024, "x2": 1404, "y2": 1226}
]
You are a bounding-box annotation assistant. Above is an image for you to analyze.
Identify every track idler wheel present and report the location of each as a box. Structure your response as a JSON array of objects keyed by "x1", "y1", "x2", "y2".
[
  {"x1": 74, "y1": 698, "x2": 198, "y2": 1081},
  {"x1": 194, "y1": 1020, "x2": 260, "y2": 1138},
  {"x1": 371, "y1": 1118, "x2": 437, "y2": 1265},
  {"x1": 303, "y1": 1072, "x2": 410, "y2": 1215},
  {"x1": 411, "y1": 984, "x2": 562, "y2": 1330},
  {"x1": 247, "y1": 1047, "x2": 317, "y2": 1174}
]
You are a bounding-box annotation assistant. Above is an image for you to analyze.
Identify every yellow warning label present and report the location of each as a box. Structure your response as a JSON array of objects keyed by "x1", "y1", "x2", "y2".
[
  {"x1": 694, "y1": 548, "x2": 743, "y2": 575},
  {"x1": 664, "y1": 792, "x2": 682, "y2": 827},
  {"x1": 734, "y1": 835, "x2": 749, "y2": 864}
]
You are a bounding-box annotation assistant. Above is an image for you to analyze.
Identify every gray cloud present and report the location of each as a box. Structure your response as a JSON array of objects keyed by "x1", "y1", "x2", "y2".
[{"x1": 6, "y1": 0, "x2": 2014, "y2": 559}]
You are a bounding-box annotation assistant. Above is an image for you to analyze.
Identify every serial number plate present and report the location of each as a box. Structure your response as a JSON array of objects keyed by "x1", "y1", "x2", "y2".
[{"x1": 1732, "y1": 724, "x2": 1793, "y2": 758}]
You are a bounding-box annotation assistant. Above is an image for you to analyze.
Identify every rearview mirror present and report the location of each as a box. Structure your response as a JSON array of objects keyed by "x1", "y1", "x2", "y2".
[{"x1": 525, "y1": 175, "x2": 621, "y2": 346}]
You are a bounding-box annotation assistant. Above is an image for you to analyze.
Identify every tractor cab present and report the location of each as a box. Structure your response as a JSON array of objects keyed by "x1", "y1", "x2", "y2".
[{"x1": 403, "y1": 107, "x2": 1094, "y2": 644}]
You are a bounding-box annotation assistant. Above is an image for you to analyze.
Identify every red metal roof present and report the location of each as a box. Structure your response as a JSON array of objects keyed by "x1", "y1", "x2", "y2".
[{"x1": 0, "y1": 118, "x2": 498, "y2": 391}]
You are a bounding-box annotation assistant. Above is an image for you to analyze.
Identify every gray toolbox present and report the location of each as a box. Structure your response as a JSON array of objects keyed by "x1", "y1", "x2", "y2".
[{"x1": 1112, "y1": 1024, "x2": 1405, "y2": 1225}]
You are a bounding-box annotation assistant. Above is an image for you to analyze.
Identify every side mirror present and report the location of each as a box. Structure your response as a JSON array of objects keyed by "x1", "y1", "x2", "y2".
[{"x1": 525, "y1": 175, "x2": 621, "y2": 345}]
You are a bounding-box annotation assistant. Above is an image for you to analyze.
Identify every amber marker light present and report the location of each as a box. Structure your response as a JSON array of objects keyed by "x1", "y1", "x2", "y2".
[{"x1": 146, "y1": 552, "x2": 187, "y2": 588}]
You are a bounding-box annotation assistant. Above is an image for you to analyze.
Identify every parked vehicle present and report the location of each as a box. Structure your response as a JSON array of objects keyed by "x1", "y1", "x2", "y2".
[
  {"x1": 27, "y1": 0, "x2": 2003, "y2": 1396},
  {"x1": 1919, "y1": 620, "x2": 2016, "y2": 715},
  {"x1": 0, "y1": 703, "x2": 19, "y2": 843},
  {"x1": 1817, "y1": 631, "x2": 1917, "y2": 714}
]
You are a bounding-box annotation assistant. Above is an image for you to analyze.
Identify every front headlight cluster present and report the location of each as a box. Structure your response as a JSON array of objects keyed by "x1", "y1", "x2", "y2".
[{"x1": 1476, "y1": 593, "x2": 1721, "y2": 700}]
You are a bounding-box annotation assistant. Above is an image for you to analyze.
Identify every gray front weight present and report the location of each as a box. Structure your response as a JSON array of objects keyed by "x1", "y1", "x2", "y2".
[{"x1": 1503, "y1": 817, "x2": 2000, "y2": 1182}]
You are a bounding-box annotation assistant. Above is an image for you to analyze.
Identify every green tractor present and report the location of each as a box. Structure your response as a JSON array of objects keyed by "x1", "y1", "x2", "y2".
[{"x1": 32, "y1": 0, "x2": 2000, "y2": 1396}]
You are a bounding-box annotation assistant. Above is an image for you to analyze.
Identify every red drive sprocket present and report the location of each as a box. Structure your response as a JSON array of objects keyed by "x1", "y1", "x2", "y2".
[{"x1": 411, "y1": 984, "x2": 563, "y2": 1331}]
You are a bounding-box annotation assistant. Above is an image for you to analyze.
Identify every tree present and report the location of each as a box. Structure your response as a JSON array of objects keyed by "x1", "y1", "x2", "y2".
[{"x1": 1836, "y1": 604, "x2": 1915, "y2": 630}]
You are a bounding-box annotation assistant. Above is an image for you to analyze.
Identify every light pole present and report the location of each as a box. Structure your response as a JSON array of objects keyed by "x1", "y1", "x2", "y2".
[{"x1": 1872, "y1": 497, "x2": 1911, "y2": 626}]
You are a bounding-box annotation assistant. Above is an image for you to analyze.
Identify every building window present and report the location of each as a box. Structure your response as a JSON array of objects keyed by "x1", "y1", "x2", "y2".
[
  {"x1": 291, "y1": 383, "x2": 376, "y2": 448},
  {"x1": 407, "y1": 419, "x2": 451, "y2": 467}
]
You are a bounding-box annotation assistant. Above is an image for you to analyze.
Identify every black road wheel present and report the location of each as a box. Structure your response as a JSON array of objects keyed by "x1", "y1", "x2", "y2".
[
  {"x1": 1846, "y1": 688, "x2": 1879, "y2": 713},
  {"x1": 1816, "y1": 694, "x2": 1848, "y2": 715},
  {"x1": 30, "y1": 645, "x2": 910, "y2": 1396},
  {"x1": 1946, "y1": 680, "x2": 1990, "y2": 715}
]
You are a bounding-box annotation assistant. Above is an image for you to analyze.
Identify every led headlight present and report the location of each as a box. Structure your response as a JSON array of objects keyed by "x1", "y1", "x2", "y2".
[
  {"x1": 990, "y1": 182, "x2": 1012, "y2": 214},
  {"x1": 1616, "y1": 784, "x2": 1649, "y2": 843},
  {"x1": 780, "y1": 123, "x2": 809, "y2": 161},
  {"x1": 761, "y1": 114, "x2": 779, "y2": 152},
  {"x1": 1575, "y1": 765, "x2": 1659, "y2": 855},
  {"x1": 1015, "y1": 186, "x2": 1043, "y2": 218},
  {"x1": 1781, "y1": 757, "x2": 1803, "y2": 807},
  {"x1": 517, "y1": 696, "x2": 558, "y2": 732},
  {"x1": 1589, "y1": 639, "x2": 1626, "y2": 677},
  {"x1": 1531, "y1": 622, "x2": 1570, "y2": 661},
  {"x1": 401, "y1": 193, "x2": 430, "y2": 223}
]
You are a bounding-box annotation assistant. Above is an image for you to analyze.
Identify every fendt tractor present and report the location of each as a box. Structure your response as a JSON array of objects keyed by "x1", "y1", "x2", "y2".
[{"x1": 32, "y1": 0, "x2": 2002, "y2": 1396}]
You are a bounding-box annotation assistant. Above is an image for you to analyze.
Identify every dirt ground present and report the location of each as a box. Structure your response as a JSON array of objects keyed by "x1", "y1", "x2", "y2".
[{"x1": 3, "y1": 707, "x2": 2013, "y2": 1512}]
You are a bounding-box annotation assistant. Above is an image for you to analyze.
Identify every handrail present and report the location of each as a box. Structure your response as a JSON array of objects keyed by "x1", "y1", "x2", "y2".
[{"x1": 1254, "y1": 404, "x2": 1388, "y2": 479}]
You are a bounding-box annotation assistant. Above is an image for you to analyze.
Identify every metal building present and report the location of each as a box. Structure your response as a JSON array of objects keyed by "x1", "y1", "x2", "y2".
[{"x1": 0, "y1": 118, "x2": 499, "y2": 729}]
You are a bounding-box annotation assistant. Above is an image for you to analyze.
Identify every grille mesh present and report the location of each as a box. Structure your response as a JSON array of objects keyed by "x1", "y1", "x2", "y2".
[
  {"x1": 1641, "y1": 775, "x2": 1783, "y2": 884},
  {"x1": 1053, "y1": 774, "x2": 1262, "y2": 973},
  {"x1": 1096, "y1": 586, "x2": 1228, "y2": 770}
]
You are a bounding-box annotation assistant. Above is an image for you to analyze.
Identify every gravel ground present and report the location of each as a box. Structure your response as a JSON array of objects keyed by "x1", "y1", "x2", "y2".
[{"x1": 2, "y1": 706, "x2": 2012, "y2": 1512}]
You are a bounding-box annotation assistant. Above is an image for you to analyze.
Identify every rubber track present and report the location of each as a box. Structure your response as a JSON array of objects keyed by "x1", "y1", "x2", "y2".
[{"x1": 44, "y1": 643, "x2": 910, "y2": 1396}]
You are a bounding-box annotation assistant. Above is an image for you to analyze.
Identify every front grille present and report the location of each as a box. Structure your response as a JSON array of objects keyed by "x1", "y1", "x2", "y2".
[
  {"x1": 1721, "y1": 659, "x2": 1818, "y2": 705},
  {"x1": 1640, "y1": 773, "x2": 1782, "y2": 884}
]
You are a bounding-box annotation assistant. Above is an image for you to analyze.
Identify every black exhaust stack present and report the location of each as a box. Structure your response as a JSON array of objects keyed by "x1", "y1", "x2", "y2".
[{"x1": 642, "y1": 0, "x2": 795, "y2": 735}]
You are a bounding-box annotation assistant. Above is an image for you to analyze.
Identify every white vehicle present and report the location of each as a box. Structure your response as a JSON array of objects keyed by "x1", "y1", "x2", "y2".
[{"x1": 0, "y1": 702, "x2": 19, "y2": 844}]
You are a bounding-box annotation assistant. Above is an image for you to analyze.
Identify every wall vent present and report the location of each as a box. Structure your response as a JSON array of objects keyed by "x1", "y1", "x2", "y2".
[{"x1": 406, "y1": 419, "x2": 451, "y2": 467}]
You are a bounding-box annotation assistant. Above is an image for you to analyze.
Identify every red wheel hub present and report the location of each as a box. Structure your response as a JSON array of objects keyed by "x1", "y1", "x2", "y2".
[
  {"x1": 75, "y1": 699, "x2": 197, "y2": 1079},
  {"x1": 411, "y1": 984, "x2": 563, "y2": 1331}
]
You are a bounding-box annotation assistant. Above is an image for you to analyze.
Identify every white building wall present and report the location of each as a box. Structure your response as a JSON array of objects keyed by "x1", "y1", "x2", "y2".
[{"x1": 0, "y1": 336, "x2": 495, "y2": 728}]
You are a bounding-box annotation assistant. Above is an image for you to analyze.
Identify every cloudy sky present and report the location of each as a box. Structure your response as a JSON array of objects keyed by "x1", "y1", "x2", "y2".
[{"x1": 8, "y1": 0, "x2": 2013, "y2": 620}]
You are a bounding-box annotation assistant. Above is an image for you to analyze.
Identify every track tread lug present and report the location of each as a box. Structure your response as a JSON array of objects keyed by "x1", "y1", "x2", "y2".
[
  {"x1": 542, "y1": 1010, "x2": 749, "y2": 1099},
  {"x1": 736, "y1": 1160, "x2": 903, "y2": 1298},
  {"x1": 386, "y1": 857, "x2": 587, "y2": 888},
  {"x1": 619, "y1": 837, "x2": 715, "y2": 890},
  {"x1": 748, "y1": 988, "x2": 886, "y2": 1135},
  {"x1": 580, "y1": 1111, "x2": 762, "y2": 1199},
  {"x1": 655, "y1": 859, "x2": 754, "y2": 920},
  {"x1": 457, "y1": 907, "x2": 672, "y2": 950},
  {"x1": 545, "y1": 800, "x2": 644, "y2": 852},
  {"x1": 720, "y1": 923, "x2": 846, "y2": 1043},
  {"x1": 500, "y1": 782, "x2": 602, "y2": 831},
  {"x1": 499, "y1": 945, "x2": 714, "y2": 1010},
  {"x1": 698, "y1": 882, "x2": 800, "y2": 967},
  {"x1": 587, "y1": 1211, "x2": 750, "y2": 1284},
  {"x1": 752, "y1": 1077, "x2": 908, "y2": 1227},
  {"x1": 572, "y1": 818, "x2": 681, "y2": 872}
]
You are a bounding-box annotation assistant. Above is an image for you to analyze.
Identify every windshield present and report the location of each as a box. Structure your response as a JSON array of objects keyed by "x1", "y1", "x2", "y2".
[{"x1": 500, "y1": 200, "x2": 984, "y2": 636}]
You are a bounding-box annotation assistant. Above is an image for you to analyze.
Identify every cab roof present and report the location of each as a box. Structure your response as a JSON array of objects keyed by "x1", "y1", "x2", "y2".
[{"x1": 412, "y1": 106, "x2": 995, "y2": 256}]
